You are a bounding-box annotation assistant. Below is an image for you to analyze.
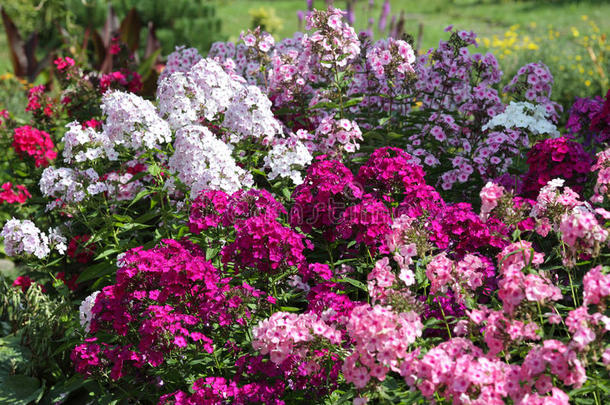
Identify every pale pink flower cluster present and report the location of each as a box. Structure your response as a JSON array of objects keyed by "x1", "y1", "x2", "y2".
[
  {"x1": 343, "y1": 304, "x2": 422, "y2": 389},
  {"x1": 479, "y1": 181, "x2": 505, "y2": 221},
  {"x1": 591, "y1": 148, "x2": 610, "y2": 203},
  {"x1": 400, "y1": 338, "x2": 513, "y2": 403},
  {"x1": 252, "y1": 311, "x2": 341, "y2": 367},
  {"x1": 559, "y1": 208, "x2": 608, "y2": 266},
  {"x1": 241, "y1": 29, "x2": 275, "y2": 53},
  {"x1": 367, "y1": 257, "x2": 395, "y2": 303},
  {"x1": 365, "y1": 37, "x2": 415, "y2": 81},
  {"x1": 385, "y1": 215, "x2": 418, "y2": 286},
  {"x1": 400, "y1": 337, "x2": 576, "y2": 404},
  {"x1": 468, "y1": 308, "x2": 540, "y2": 356},
  {"x1": 304, "y1": 7, "x2": 361, "y2": 70},
  {"x1": 158, "y1": 46, "x2": 202, "y2": 82},
  {"x1": 530, "y1": 178, "x2": 581, "y2": 219},
  {"x1": 313, "y1": 116, "x2": 362, "y2": 155},
  {"x1": 426, "y1": 253, "x2": 487, "y2": 304},
  {"x1": 497, "y1": 241, "x2": 561, "y2": 314},
  {"x1": 565, "y1": 266, "x2": 610, "y2": 351}
]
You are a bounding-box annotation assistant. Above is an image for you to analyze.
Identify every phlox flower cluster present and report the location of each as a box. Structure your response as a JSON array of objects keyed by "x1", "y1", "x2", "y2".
[
  {"x1": 72, "y1": 239, "x2": 273, "y2": 381},
  {"x1": 479, "y1": 181, "x2": 505, "y2": 221},
  {"x1": 39, "y1": 167, "x2": 94, "y2": 210},
  {"x1": 348, "y1": 36, "x2": 416, "y2": 119},
  {"x1": 496, "y1": 241, "x2": 561, "y2": 314},
  {"x1": 79, "y1": 291, "x2": 100, "y2": 333},
  {"x1": 62, "y1": 121, "x2": 111, "y2": 163},
  {"x1": 521, "y1": 137, "x2": 593, "y2": 198},
  {"x1": 0, "y1": 182, "x2": 31, "y2": 204},
  {"x1": 158, "y1": 46, "x2": 202, "y2": 82},
  {"x1": 101, "y1": 90, "x2": 172, "y2": 152},
  {"x1": 312, "y1": 116, "x2": 363, "y2": 156},
  {"x1": 25, "y1": 85, "x2": 54, "y2": 118},
  {"x1": 0, "y1": 218, "x2": 51, "y2": 259},
  {"x1": 290, "y1": 158, "x2": 363, "y2": 238},
  {"x1": 343, "y1": 304, "x2": 422, "y2": 389},
  {"x1": 529, "y1": 178, "x2": 582, "y2": 221},
  {"x1": 168, "y1": 125, "x2": 253, "y2": 197},
  {"x1": 0, "y1": 219, "x2": 66, "y2": 259},
  {"x1": 591, "y1": 148, "x2": 610, "y2": 203},
  {"x1": 560, "y1": 208, "x2": 608, "y2": 266},
  {"x1": 263, "y1": 138, "x2": 313, "y2": 185},
  {"x1": 426, "y1": 253, "x2": 488, "y2": 305},
  {"x1": 303, "y1": 7, "x2": 360, "y2": 72},
  {"x1": 482, "y1": 101, "x2": 559, "y2": 137},
  {"x1": 409, "y1": 29, "x2": 519, "y2": 189},
  {"x1": 566, "y1": 91, "x2": 610, "y2": 145},
  {"x1": 252, "y1": 312, "x2": 340, "y2": 365},
  {"x1": 503, "y1": 62, "x2": 562, "y2": 122},
  {"x1": 12, "y1": 125, "x2": 57, "y2": 167}
]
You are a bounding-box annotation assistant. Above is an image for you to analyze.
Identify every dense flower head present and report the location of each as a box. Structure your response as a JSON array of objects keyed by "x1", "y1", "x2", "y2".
[
  {"x1": 0, "y1": 182, "x2": 31, "y2": 204},
  {"x1": 312, "y1": 116, "x2": 363, "y2": 156},
  {"x1": 482, "y1": 101, "x2": 559, "y2": 137},
  {"x1": 559, "y1": 208, "x2": 608, "y2": 266},
  {"x1": 522, "y1": 137, "x2": 593, "y2": 198},
  {"x1": 503, "y1": 62, "x2": 561, "y2": 122},
  {"x1": 252, "y1": 311, "x2": 341, "y2": 365},
  {"x1": 357, "y1": 147, "x2": 425, "y2": 198},
  {"x1": 290, "y1": 158, "x2": 362, "y2": 238},
  {"x1": 1, "y1": 218, "x2": 50, "y2": 259},
  {"x1": 39, "y1": 166, "x2": 100, "y2": 210},
  {"x1": 589, "y1": 89, "x2": 610, "y2": 144},
  {"x1": 74, "y1": 239, "x2": 272, "y2": 382},
  {"x1": 337, "y1": 195, "x2": 392, "y2": 253},
  {"x1": 159, "y1": 46, "x2": 203, "y2": 82},
  {"x1": 12, "y1": 125, "x2": 57, "y2": 167},
  {"x1": 221, "y1": 214, "x2": 309, "y2": 274},
  {"x1": 168, "y1": 125, "x2": 253, "y2": 197},
  {"x1": 101, "y1": 90, "x2": 172, "y2": 153},
  {"x1": 496, "y1": 241, "x2": 561, "y2": 314},
  {"x1": 99, "y1": 69, "x2": 143, "y2": 94},
  {"x1": 582, "y1": 265, "x2": 610, "y2": 306},
  {"x1": 303, "y1": 7, "x2": 361, "y2": 71},
  {"x1": 264, "y1": 137, "x2": 312, "y2": 185},
  {"x1": 25, "y1": 85, "x2": 54, "y2": 117},
  {"x1": 434, "y1": 202, "x2": 509, "y2": 253},
  {"x1": 343, "y1": 304, "x2": 422, "y2": 388},
  {"x1": 566, "y1": 93, "x2": 607, "y2": 145}
]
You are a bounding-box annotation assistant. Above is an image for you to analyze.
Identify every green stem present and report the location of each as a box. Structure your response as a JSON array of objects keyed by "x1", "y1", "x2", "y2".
[{"x1": 439, "y1": 304, "x2": 452, "y2": 339}]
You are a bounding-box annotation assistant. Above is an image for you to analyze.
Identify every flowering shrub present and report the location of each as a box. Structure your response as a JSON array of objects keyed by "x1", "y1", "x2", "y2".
[{"x1": 1, "y1": 7, "x2": 610, "y2": 405}]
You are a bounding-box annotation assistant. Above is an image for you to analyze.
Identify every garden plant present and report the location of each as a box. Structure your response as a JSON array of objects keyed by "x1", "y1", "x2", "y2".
[{"x1": 0, "y1": 5, "x2": 610, "y2": 405}]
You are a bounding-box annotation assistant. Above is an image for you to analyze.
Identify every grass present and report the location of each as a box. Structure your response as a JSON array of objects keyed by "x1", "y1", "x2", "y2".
[
  {"x1": 215, "y1": 0, "x2": 610, "y2": 50},
  {"x1": 0, "y1": 0, "x2": 608, "y2": 104}
]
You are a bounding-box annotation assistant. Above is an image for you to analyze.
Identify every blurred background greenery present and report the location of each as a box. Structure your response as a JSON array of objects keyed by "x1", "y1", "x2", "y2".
[{"x1": 0, "y1": 0, "x2": 608, "y2": 110}]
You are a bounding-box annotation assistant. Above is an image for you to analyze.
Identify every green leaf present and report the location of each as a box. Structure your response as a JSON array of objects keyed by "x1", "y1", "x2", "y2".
[
  {"x1": 0, "y1": 375, "x2": 43, "y2": 405},
  {"x1": 337, "y1": 277, "x2": 367, "y2": 291},
  {"x1": 77, "y1": 261, "x2": 115, "y2": 283}
]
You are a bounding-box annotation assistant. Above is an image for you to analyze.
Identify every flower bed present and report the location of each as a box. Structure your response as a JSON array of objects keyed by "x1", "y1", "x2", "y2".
[{"x1": 0, "y1": 7, "x2": 609, "y2": 405}]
